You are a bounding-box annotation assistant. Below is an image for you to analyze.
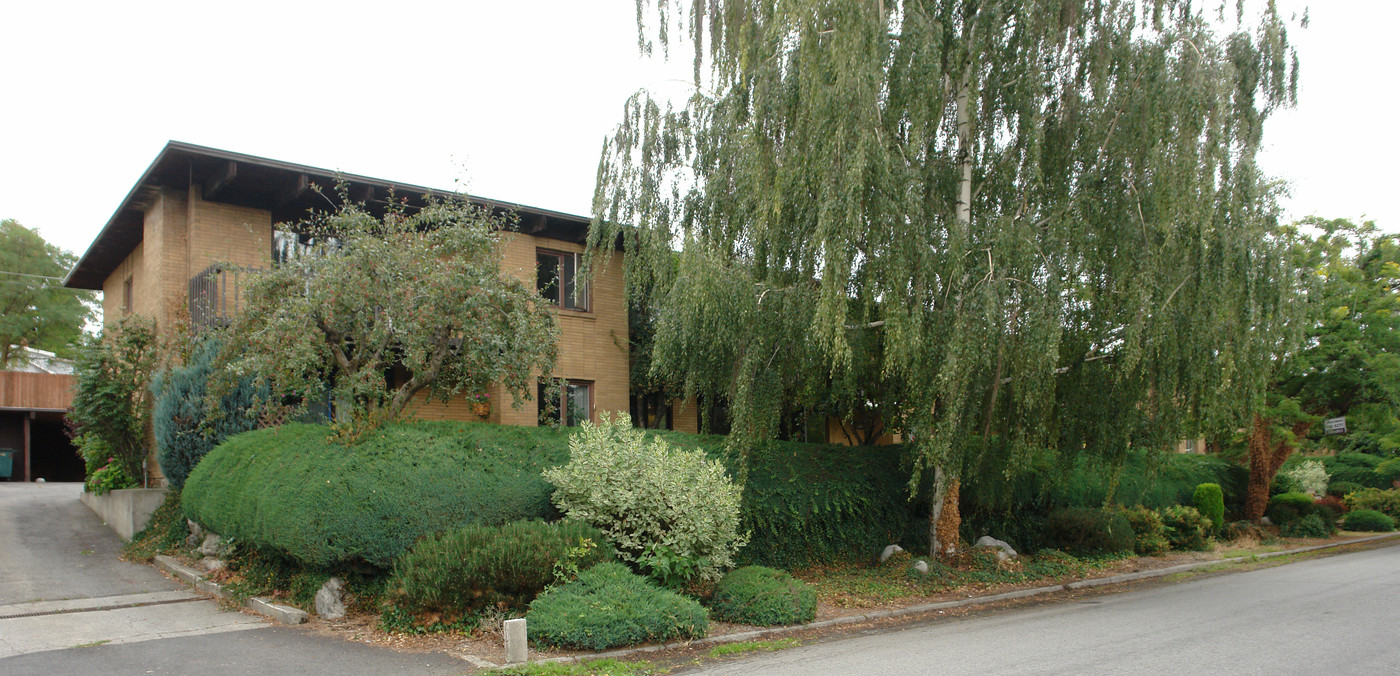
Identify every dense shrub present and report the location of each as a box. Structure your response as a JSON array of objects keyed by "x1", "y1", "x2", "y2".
[
  {"x1": 1278, "y1": 460, "x2": 1329, "y2": 496},
  {"x1": 545, "y1": 417, "x2": 746, "y2": 583},
  {"x1": 1321, "y1": 453, "x2": 1391, "y2": 490},
  {"x1": 1280, "y1": 513, "x2": 1330, "y2": 538},
  {"x1": 1114, "y1": 506, "x2": 1170, "y2": 556},
  {"x1": 69, "y1": 317, "x2": 157, "y2": 484},
  {"x1": 709, "y1": 566, "x2": 816, "y2": 626},
  {"x1": 527, "y1": 562, "x2": 708, "y2": 651},
  {"x1": 1042, "y1": 508, "x2": 1135, "y2": 555},
  {"x1": 1343, "y1": 488, "x2": 1400, "y2": 519},
  {"x1": 1158, "y1": 505, "x2": 1212, "y2": 551},
  {"x1": 1374, "y1": 458, "x2": 1400, "y2": 487},
  {"x1": 152, "y1": 339, "x2": 268, "y2": 489},
  {"x1": 123, "y1": 489, "x2": 189, "y2": 563},
  {"x1": 1342, "y1": 509, "x2": 1396, "y2": 532},
  {"x1": 1326, "y1": 480, "x2": 1364, "y2": 498},
  {"x1": 1266, "y1": 492, "x2": 1318, "y2": 526},
  {"x1": 1192, "y1": 484, "x2": 1225, "y2": 533},
  {"x1": 183, "y1": 422, "x2": 574, "y2": 568},
  {"x1": 386, "y1": 520, "x2": 613, "y2": 623}
]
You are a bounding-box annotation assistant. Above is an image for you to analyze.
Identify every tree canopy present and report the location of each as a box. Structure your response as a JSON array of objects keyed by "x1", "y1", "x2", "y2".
[
  {"x1": 222, "y1": 191, "x2": 560, "y2": 438},
  {"x1": 0, "y1": 219, "x2": 95, "y2": 365},
  {"x1": 591, "y1": 0, "x2": 1306, "y2": 550}
]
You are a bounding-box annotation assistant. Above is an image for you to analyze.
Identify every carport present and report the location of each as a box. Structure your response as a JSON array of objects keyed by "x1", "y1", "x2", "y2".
[{"x1": 0, "y1": 372, "x2": 82, "y2": 483}]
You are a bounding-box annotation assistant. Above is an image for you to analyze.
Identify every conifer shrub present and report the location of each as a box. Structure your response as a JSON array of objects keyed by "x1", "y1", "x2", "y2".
[
  {"x1": 1321, "y1": 453, "x2": 1390, "y2": 490},
  {"x1": 1042, "y1": 508, "x2": 1135, "y2": 555},
  {"x1": 1192, "y1": 483, "x2": 1225, "y2": 533},
  {"x1": 1158, "y1": 505, "x2": 1212, "y2": 551},
  {"x1": 385, "y1": 520, "x2": 613, "y2": 625},
  {"x1": 1280, "y1": 513, "x2": 1330, "y2": 538},
  {"x1": 1343, "y1": 487, "x2": 1400, "y2": 519},
  {"x1": 1326, "y1": 480, "x2": 1364, "y2": 498},
  {"x1": 1266, "y1": 492, "x2": 1319, "y2": 526},
  {"x1": 709, "y1": 566, "x2": 816, "y2": 627},
  {"x1": 526, "y1": 562, "x2": 708, "y2": 651},
  {"x1": 152, "y1": 339, "x2": 268, "y2": 488},
  {"x1": 545, "y1": 417, "x2": 746, "y2": 583},
  {"x1": 1342, "y1": 509, "x2": 1396, "y2": 532},
  {"x1": 1114, "y1": 505, "x2": 1170, "y2": 556}
]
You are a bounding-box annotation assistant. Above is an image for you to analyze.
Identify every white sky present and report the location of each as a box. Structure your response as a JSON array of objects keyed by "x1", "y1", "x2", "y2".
[{"x1": 2, "y1": 1, "x2": 1395, "y2": 263}]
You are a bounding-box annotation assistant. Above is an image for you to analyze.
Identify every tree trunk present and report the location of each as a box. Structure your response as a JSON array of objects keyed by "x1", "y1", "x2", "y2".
[
  {"x1": 1245, "y1": 415, "x2": 1311, "y2": 522},
  {"x1": 928, "y1": 465, "x2": 948, "y2": 556}
]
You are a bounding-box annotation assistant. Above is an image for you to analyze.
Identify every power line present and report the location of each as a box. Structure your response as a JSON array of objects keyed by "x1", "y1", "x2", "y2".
[{"x1": 0, "y1": 270, "x2": 65, "y2": 282}]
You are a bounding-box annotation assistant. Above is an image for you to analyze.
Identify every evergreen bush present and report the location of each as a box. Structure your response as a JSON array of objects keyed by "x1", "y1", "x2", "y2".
[
  {"x1": 526, "y1": 562, "x2": 708, "y2": 651},
  {"x1": 1326, "y1": 480, "x2": 1364, "y2": 498},
  {"x1": 1321, "y1": 453, "x2": 1390, "y2": 490},
  {"x1": 1158, "y1": 505, "x2": 1212, "y2": 551},
  {"x1": 1280, "y1": 513, "x2": 1330, "y2": 538},
  {"x1": 1343, "y1": 488, "x2": 1400, "y2": 519},
  {"x1": 1342, "y1": 509, "x2": 1395, "y2": 532},
  {"x1": 1192, "y1": 484, "x2": 1225, "y2": 533},
  {"x1": 1041, "y1": 508, "x2": 1135, "y2": 555},
  {"x1": 709, "y1": 566, "x2": 816, "y2": 626},
  {"x1": 386, "y1": 520, "x2": 612, "y2": 624},
  {"x1": 1266, "y1": 492, "x2": 1318, "y2": 526},
  {"x1": 152, "y1": 339, "x2": 268, "y2": 488},
  {"x1": 1114, "y1": 505, "x2": 1170, "y2": 556}
]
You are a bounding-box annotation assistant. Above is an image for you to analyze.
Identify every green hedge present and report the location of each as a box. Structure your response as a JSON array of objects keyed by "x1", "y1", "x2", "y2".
[
  {"x1": 527, "y1": 562, "x2": 708, "y2": 651},
  {"x1": 1342, "y1": 509, "x2": 1395, "y2": 532},
  {"x1": 1042, "y1": 507, "x2": 1135, "y2": 555},
  {"x1": 709, "y1": 566, "x2": 817, "y2": 626},
  {"x1": 386, "y1": 520, "x2": 612, "y2": 623},
  {"x1": 183, "y1": 422, "x2": 575, "y2": 568},
  {"x1": 1192, "y1": 484, "x2": 1225, "y2": 533}
]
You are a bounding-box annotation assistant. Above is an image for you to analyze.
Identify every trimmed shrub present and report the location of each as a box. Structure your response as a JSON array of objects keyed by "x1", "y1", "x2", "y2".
[
  {"x1": 545, "y1": 417, "x2": 746, "y2": 584},
  {"x1": 1042, "y1": 508, "x2": 1135, "y2": 555},
  {"x1": 1374, "y1": 458, "x2": 1400, "y2": 487},
  {"x1": 1343, "y1": 488, "x2": 1400, "y2": 519},
  {"x1": 1280, "y1": 513, "x2": 1330, "y2": 538},
  {"x1": 183, "y1": 422, "x2": 575, "y2": 568},
  {"x1": 386, "y1": 520, "x2": 613, "y2": 623},
  {"x1": 527, "y1": 562, "x2": 708, "y2": 651},
  {"x1": 152, "y1": 339, "x2": 268, "y2": 489},
  {"x1": 1326, "y1": 480, "x2": 1364, "y2": 498},
  {"x1": 709, "y1": 566, "x2": 816, "y2": 627},
  {"x1": 1192, "y1": 484, "x2": 1225, "y2": 533},
  {"x1": 1321, "y1": 453, "x2": 1390, "y2": 490},
  {"x1": 1266, "y1": 492, "x2": 1318, "y2": 526},
  {"x1": 1342, "y1": 509, "x2": 1396, "y2": 532},
  {"x1": 1159, "y1": 505, "x2": 1212, "y2": 551},
  {"x1": 1115, "y1": 505, "x2": 1170, "y2": 556}
]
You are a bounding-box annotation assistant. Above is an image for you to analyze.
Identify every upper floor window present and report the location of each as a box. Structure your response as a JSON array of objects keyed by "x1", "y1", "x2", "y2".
[
  {"x1": 537, "y1": 249, "x2": 588, "y2": 311},
  {"x1": 122, "y1": 276, "x2": 133, "y2": 314}
]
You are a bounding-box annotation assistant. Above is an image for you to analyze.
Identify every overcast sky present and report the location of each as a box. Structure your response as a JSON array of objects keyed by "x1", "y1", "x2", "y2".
[{"x1": 2, "y1": 1, "x2": 1395, "y2": 263}]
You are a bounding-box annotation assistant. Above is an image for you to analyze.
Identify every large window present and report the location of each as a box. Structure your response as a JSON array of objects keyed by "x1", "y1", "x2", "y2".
[
  {"x1": 539, "y1": 379, "x2": 592, "y2": 427},
  {"x1": 537, "y1": 249, "x2": 588, "y2": 311}
]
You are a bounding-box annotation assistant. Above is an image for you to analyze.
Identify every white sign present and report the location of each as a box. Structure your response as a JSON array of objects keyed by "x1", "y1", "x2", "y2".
[{"x1": 1324, "y1": 417, "x2": 1347, "y2": 435}]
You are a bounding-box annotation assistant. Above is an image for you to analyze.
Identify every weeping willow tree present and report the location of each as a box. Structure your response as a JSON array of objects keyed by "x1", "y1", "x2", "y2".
[{"x1": 590, "y1": 0, "x2": 1307, "y2": 555}]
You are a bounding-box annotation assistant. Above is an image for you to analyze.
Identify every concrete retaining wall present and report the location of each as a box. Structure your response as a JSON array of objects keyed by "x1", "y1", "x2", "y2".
[{"x1": 80, "y1": 487, "x2": 168, "y2": 541}]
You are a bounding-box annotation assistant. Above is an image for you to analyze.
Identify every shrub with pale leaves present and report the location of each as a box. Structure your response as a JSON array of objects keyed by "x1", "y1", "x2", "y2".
[
  {"x1": 1282, "y1": 460, "x2": 1330, "y2": 497},
  {"x1": 543, "y1": 416, "x2": 747, "y2": 583}
]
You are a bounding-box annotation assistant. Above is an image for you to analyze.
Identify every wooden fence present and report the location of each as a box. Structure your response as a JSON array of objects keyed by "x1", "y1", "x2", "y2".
[{"x1": 0, "y1": 371, "x2": 75, "y2": 411}]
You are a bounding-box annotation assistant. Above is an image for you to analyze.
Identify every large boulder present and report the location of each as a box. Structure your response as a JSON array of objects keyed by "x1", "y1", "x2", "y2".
[
  {"x1": 974, "y1": 536, "x2": 1018, "y2": 560},
  {"x1": 315, "y1": 577, "x2": 346, "y2": 621}
]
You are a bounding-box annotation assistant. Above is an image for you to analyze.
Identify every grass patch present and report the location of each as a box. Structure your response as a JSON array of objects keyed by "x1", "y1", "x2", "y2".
[
  {"x1": 708, "y1": 638, "x2": 801, "y2": 657},
  {"x1": 70, "y1": 640, "x2": 112, "y2": 649},
  {"x1": 495, "y1": 658, "x2": 658, "y2": 675},
  {"x1": 800, "y1": 550, "x2": 1130, "y2": 608}
]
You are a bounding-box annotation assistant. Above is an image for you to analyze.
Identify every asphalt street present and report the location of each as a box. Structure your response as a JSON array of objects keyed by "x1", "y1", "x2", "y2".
[{"x1": 690, "y1": 542, "x2": 1400, "y2": 675}]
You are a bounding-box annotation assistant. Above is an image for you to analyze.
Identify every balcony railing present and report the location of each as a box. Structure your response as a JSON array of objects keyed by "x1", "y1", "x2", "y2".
[{"x1": 188, "y1": 263, "x2": 260, "y2": 331}]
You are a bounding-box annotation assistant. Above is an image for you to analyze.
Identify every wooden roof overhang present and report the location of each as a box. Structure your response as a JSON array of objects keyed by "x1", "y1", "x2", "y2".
[{"x1": 63, "y1": 141, "x2": 600, "y2": 290}]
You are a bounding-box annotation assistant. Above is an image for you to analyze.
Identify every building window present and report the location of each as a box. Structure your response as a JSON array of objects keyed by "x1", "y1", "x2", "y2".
[
  {"x1": 122, "y1": 276, "x2": 133, "y2": 314},
  {"x1": 539, "y1": 379, "x2": 592, "y2": 427},
  {"x1": 537, "y1": 249, "x2": 588, "y2": 311}
]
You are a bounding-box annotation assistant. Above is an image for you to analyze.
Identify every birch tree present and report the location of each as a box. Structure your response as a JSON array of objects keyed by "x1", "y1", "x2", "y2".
[{"x1": 592, "y1": 0, "x2": 1306, "y2": 554}]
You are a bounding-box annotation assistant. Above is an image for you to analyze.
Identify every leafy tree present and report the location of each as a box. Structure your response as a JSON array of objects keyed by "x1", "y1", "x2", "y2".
[
  {"x1": 591, "y1": 0, "x2": 1305, "y2": 554},
  {"x1": 222, "y1": 191, "x2": 560, "y2": 437},
  {"x1": 0, "y1": 219, "x2": 95, "y2": 364},
  {"x1": 69, "y1": 316, "x2": 159, "y2": 483}
]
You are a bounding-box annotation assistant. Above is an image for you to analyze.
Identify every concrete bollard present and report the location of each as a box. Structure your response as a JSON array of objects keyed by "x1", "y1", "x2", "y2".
[{"x1": 504, "y1": 618, "x2": 528, "y2": 664}]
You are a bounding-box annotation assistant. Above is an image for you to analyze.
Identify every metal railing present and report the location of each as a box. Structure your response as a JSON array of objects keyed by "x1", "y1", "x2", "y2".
[{"x1": 188, "y1": 263, "x2": 259, "y2": 331}]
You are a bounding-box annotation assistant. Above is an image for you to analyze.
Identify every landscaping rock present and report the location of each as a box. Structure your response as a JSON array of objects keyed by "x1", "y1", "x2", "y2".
[
  {"x1": 199, "y1": 557, "x2": 226, "y2": 573},
  {"x1": 879, "y1": 544, "x2": 905, "y2": 563},
  {"x1": 315, "y1": 577, "x2": 346, "y2": 621},
  {"x1": 975, "y1": 536, "x2": 1018, "y2": 560},
  {"x1": 198, "y1": 534, "x2": 223, "y2": 557},
  {"x1": 912, "y1": 559, "x2": 930, "y2": 574}
]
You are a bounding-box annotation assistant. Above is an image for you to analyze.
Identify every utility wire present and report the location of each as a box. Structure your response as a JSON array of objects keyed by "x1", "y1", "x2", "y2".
[{"x1": 0, "y1": 270, "x2": 65, "y2": 281}]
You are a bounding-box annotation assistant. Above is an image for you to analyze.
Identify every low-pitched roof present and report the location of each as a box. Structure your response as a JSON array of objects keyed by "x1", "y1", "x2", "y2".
[{"x1": 64, "y1": 141, "x2": 595, "y2": 290}]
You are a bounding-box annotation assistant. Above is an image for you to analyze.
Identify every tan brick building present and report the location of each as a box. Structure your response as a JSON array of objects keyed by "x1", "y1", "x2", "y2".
[{"x1": 64, "y1": 142, "x2": 630, "y2": 437}]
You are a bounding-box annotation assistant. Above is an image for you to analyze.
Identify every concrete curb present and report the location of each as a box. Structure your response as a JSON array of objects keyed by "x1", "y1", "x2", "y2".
[
  {"x1": 155, "y1": 555, "x2": 308, "y2": 625},
  {"x1": 522, "y1": 532, "x2": 1400, "y2": 668}
]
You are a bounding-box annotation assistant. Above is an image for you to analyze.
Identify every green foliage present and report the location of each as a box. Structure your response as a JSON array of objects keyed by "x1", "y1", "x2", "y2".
[
  {"x1": 182, "y1": 422, "x2": 575, "y2": 568},
  {"x1": 1320, "y1": 453, "x2": 1392, "y2": 490},
  {"x1": 1277, "y1": 460, "x2": 1329, "y2": 496},
  {"x1": 1326, "y1": 480, "x2": 1364, "y2": 498},
  {"x1": 1158, "y1": 505, "x2": 1213, "y2": 552},
  {"x1": 386, "y1": 520, "x2": 613, "y2": 625},
  {"x1": 1374, "y1": 458, "x2": 1400, "y2": 486},
  {"x1": 1343, "y1": 488, "x2": 1400, "y2": 519},
  {"x1": 1192, "y1": 484, "x2": 1226, "y2": 533},
  {"x1": 1342, "y1": 509, "x2": 1395, "y2": 533},
  {"x1": 497, "y1": 658, "x2": 658, "y2": 676},
  {"x1": 1266, "y1": 492, "x2": 1319, "y2": 526},
  {"x1": 1113, "y1": 506, "x2": 1170, "y2": 556},
  {"x1": 69, "y1": 317, "x2": 158, "y2": 483},
  {"x1": 152, "y1": 338, "x2": 268, "y2": 489},
  {"x1": 526, "y1": 562, "x2": 708, "y2": 651},
  {"x1": 124, "y1": 490, "x2": 188, "y2": 562},
  {"x1": 222, "y1": 189, "x2": 559, "y2": 437},
  {"x1": 1280, "y1": 513, "x2": 1330, "y2": 538},
  {"x1": 709, "y1": 566, "x2": 816, "y2": 627},
  {"x1": 545, "y1": 417, "x2": 747, "y2": 583},
  {"x1": 0, "y1": 219, "x2": 94, "y2": 366},
  {"x1": 84, "y1": 458, "x2": 136, "y2": 495},
  {"x1": 1041, "y1": 508, "x2": 1135, "y2": 556}
]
